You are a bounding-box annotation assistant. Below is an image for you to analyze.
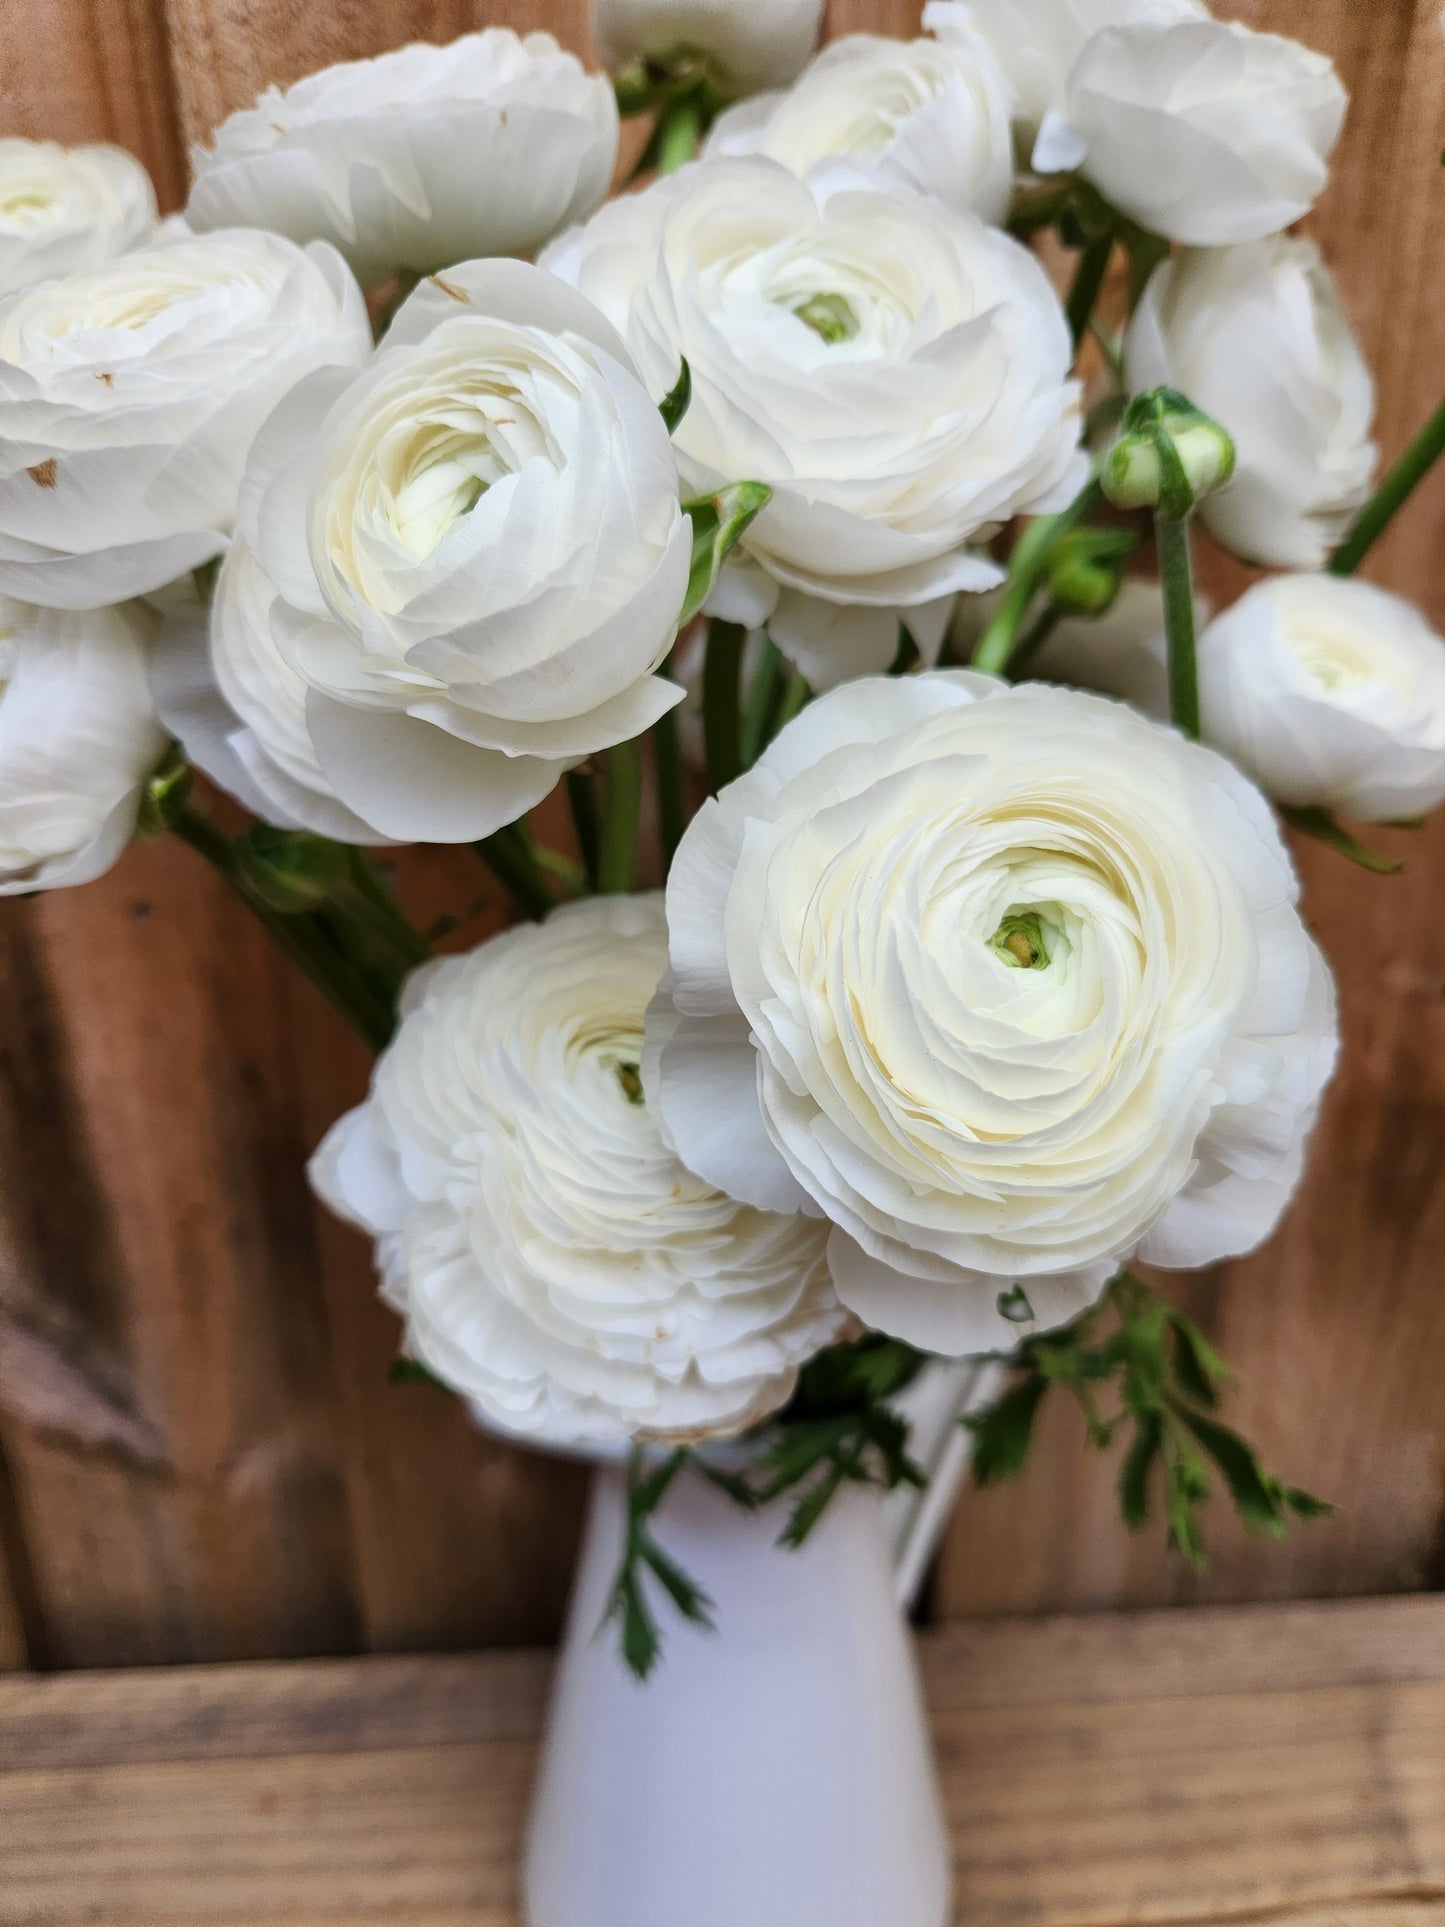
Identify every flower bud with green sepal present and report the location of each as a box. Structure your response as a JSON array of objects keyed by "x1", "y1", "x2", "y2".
[{"x1": 1102, "y1": 388, "x2": 1236, "y2": 522}]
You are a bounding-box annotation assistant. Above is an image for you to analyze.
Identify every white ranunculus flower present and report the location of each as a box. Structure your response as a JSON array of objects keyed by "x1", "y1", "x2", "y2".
[
  {"x1": 187, "y1": 32, "x2": 618, "y2": 290},
  {"x1": 1198, "y1": 575, "x2": 1445, "y2": 822},
  {"x1": 229, "y1": 260, "x2": 689, "y2": 844},
  {"x1": 703, "y1": 16, "x2": 1015, "y2": 225},
  {"x1": 0, "y1": 229, "x2": 370, "y2": 611},
  {"x1": 543, "y1": 159, "x2": 1085, "y2": 684},
  {"x1": 0, "y1": 139, "x2": 157, "y2": 295},
  {"x1": 593, "y1": 0, "x2": 824, "y2": 95},
  {"x1": 0, "y1": 596, "x2": 166, "y2": 894},
  {"x1": 311, "y1": 894, "x2": 842, "y2": 1448},
  {"x1": 1126, "y1": 239, "x2": 1376, "y2": 570},
  {"x1": 958, "y1": 0, "x2": 1346, "y2": 245},
  {"x1": 648, "y1": 673, "x2": 1338, "y2": 1357}
]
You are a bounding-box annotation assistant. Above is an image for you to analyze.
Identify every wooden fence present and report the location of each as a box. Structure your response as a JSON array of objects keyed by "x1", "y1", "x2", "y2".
[{"x1": 0, "y1": 0, "x2": 1442, "y2": 1672}]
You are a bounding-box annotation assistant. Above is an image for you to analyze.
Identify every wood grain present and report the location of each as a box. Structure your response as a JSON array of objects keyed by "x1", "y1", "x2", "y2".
[{"x1": 0, "y1": 1598, "x2": 1442, "y2": 1926}]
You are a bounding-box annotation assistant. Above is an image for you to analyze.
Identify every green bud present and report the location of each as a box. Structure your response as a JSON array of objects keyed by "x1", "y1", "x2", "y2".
[
  {"x1": 135, "y1": 747, "x2": 193, "y2": 838},
  {"x1": 1045, "y1": 527, "x2": 1137, "y2": 618},
  {"x1": 237, "y1": 825, "x2": 352, "y2": 913},
  {"x1": 1101, "y1": 387, "x2": 1235, "y2": 521}
]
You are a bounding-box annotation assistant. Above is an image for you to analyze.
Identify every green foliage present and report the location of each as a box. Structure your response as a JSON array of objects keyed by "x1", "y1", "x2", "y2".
[
  {"x1": 387, "y1": 1356, "x2": 446, "y2": 1389},
  {"x1": 658, "y1": 358, "x2": 692, "y2": 435},
  {"x1": 1280, "y1": 805, "x2": 1407, "y2": 877},
  {"x1": 966, "y1": 1272, "x2": 1331, "y2": 1570},
  {"x1": 680, "y1": 482, "x2": 773, "y2": 626},
  {"x1": 605, "y1": 1449, "x2": 716, "y2": 1681}
]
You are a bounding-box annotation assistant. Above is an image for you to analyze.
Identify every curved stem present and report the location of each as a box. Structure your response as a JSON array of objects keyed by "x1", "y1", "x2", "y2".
[
  {"x1": 475, "y1": 823, "x2": 556, "y2": 921},
  {"x1": 703, "y1": 618, "x2": 745, "y2": 794},
  {"x1": 1009, "y1": 602, "x2": 1064, "y2": 678},
  {"x1": 656, "y1": 92, "x2": 704, "y2": 175},
  {"x1": 972, "y1": 476, "x2": 1103, "y2": 678},
  {"x1": 1331, "y1": 395, "x2": 1445, "y2": 577},
  {"x1": 1156, "y1": 515, "x2": 1201, "y2": 740}
]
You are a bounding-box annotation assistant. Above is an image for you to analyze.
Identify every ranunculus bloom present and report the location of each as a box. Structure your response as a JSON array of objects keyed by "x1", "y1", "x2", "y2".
[
  {"x1": 592, "y1": 0, "x2": 825, "y2": 95},
  {"x1": 0, "y1": 596, "x2": 166, "y2": 894},
  {"x1": 226, "y1": 260, "x2": 689, "y2": 843},
  {"x1": 648, "y1": 673, "x2": 1338, "y2": 1356},
  {"x1": 311, "y1": 895, "x2": 842, "y2": 1448},
  {"x1": 0, "y1": 139, "x2": 157, "y2": 295},
  {"x1": 1199, "y1": 576, "x2": 1445, "y2": 822},
  {"x1": 962, "y1": 0, "x2": 1346, "y2": 245},
  {"x1": 543, "y1": 159, "x2": 1084, "y2": 685},
  {"x1": 1126, "y1": 239, "x2": 1376, "y2": 570},
  {"x1": 187, "y1": 32, "x2": 618, "y2": 289},
  {"x1": 704, "y1": 14, "x2": 1015, "y2": 225},
  {"x1": 0, "y1": 229, "x2": 370, "y2": 610}
]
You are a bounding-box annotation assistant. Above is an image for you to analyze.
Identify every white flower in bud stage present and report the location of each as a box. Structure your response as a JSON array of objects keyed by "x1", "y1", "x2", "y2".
[
  {"x1": 311, "y1": 894, "x2": 842, "y2": 1449},
  {"x1": 222, "y1": 260, "x2": 689, "y2": 844},
  {"x1": 592, "y1": 0, "x2": 825, "y2": 96},
  {"x1": 0, "y1": 229, "x2": 370, "y2": 610},
  {"x1": 0, "y1": 596, "x2": 166, "y2": 894},
  {"x1": 704, "y1": 14, "x2": 1015, "y2": 225},
  {"x1": 959, "y1": 0, "x2": 1346, "y2": 245},
  {"x1": 648, "y1": 673, "x2": 1338, "y2": 1357},
  {"x1": 543, "y1": 159, "x2": 1085, "y2": 687},
  {"x1": 0, "y1": 139, "x2": 157, "y2": 295},
  {"x1": 1126, "y1": 239, "x2": 1376, "y2": 570},
  {"x1": 1198, "y1": 576, "x2": 1445, "y2": 822},
  {"x1": 187, "y1": 32, "x2": 618, "y2": 289}
]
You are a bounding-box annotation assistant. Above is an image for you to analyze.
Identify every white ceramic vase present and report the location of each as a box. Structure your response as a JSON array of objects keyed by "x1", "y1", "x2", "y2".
[{"x1": 521, "y1": 1358, "x2": 992, "y2": 1927}]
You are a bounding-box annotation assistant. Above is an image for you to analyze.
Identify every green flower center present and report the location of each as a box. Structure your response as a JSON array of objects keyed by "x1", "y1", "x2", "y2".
[
  {"x1": 793, "y1": 292, "x2": 860, "y2": 344},
  {"x1": 989, "y1": 912, "x2": 1053, "y2": 971}
]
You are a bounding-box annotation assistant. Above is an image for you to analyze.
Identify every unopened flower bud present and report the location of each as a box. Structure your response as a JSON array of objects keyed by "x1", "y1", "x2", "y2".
[
  {"x1": 1046, "y1": 528, "x2": 1135, "y2": 618},
  {"x1": 1102, "y1": 388, "x2": 1236, "y2": 520}
]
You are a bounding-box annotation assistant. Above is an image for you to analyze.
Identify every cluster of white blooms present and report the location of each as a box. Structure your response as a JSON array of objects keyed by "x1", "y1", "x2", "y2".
[{"x1": 4, "y1": 0, "x2": 1439, "y2": 1460}]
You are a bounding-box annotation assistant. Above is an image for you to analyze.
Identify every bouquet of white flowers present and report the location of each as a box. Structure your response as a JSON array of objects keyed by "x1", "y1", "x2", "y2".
[{"x1": 5, "y1": 4, "x2": 1441, "y2": 1921}]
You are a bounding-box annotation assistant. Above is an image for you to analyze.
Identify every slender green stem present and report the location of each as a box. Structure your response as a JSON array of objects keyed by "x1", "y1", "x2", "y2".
[
  {"x1": 171, "y1": 808, "x2": 394, "y2": 1050},
  {"x1": 343, "y1": 851, "x2": 432, "y2": 968},
  {"x1": 656, "y1": 92, "x2": 704, "y2": 175},
  {"x1": 972, "y1": 477, "x2": 1103, "y2": 678},
  {"x1": 1009, "y1": 603, "x2": 1064, "y2": 678},
  {"x1": 474, "y1": 823, "x2": 556, "y2": 921},
  {"x1": 773, "y1": 669, "x2": 812, "y2": 733},
  {"x1": 1067, "y1": 234, "x2": 1115, "y2": 354},
  {"x1": 566, "y1": 770, "x2": 601, "y2": 890},
  {"x1": 1156, "y1": 515, "x2": 1201, "y2": 740},
  {"x1": 654, "y1": 701, "x2": 685, "y2": 874},
  {"x1": 1331, "y1": 394, "x2": 1445, "y2": 577},
  {"x1": 741, "y1": 636, "x2": 786, "y2": 769},
  {"x1": 703, "y1": 618, "x2": 746, "y2": 794},
  {"x1": 599, "y1": 737, "x2": 644, "y2": 895}
]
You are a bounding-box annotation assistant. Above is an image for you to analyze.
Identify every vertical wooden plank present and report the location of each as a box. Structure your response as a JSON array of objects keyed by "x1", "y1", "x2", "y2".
[
  {"x1": 0, "y1": 0, "x2": 186, "y2": 209},
  {"x1": 936, "y1": 0, "x2": 1445, "y2": 1616}
]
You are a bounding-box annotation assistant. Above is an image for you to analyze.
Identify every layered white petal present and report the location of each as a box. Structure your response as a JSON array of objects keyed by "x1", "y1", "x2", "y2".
[
  {"x1": 1198, "y1": 575, "x2": 1445, "y2": 821},
  {"x1": 0, "y1": 595, "x2": 165, "y2": 893},
  {"x1": 652, "y1": 673, "x2": 1338, "y2": 1355},
  {"x1": 0, "y1": 229, "x2": 371, "y2": 609},
  {"x1": 0, "y1": 139, "x2": 157, "y2": 295},
  {"x1": 187, "y1": 31, "x2": 618, "y2": 289},
  {"x1": 542, "y1": 158, "x2": 1084, "y2": 689},
  {"x1": 311, "y1": 896, "x2": 843, "y2": 1449},
  {"x1": 1127, "y1": 239, "x2": 1376, "y2": 570}
]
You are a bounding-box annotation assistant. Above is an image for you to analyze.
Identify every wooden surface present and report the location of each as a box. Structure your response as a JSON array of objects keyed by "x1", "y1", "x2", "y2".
[
  {"x1": 2, "y1": 1596, "x2": 1443, "y2": 1924},
  {"x1": 0, "y1": 0, "x2": 1443, "y2": 1672}
]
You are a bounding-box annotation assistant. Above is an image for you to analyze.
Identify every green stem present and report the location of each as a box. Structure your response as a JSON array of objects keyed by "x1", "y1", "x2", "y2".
[
  {"x1": 1009, "y1": 603, "x2": 1064, "y2": 677},
  {"x1": 171, "y1": 808, "x2": 394, "y2": 1051},
  {"x1": 566, "y1": 770, "x2": 601, "y2": 890},
  {"x1": 703, "y1": 618, "x2": 746, "y2": 794},
  {"x1": 972, "y1": 477, "x2": 1103, "y2": 678},
  {"x1": 741, "y1": 637, "x2": 787, "y2": 769},
  {"x1": 599, "y1": 737, "x2": 643, "y2": 895},
  {"x1": 1330, "y1": 395, "x2": 1445, "y2": 577},
  {"x1": 1156, "y1": 515, "x2": 1201, "y2": 740},
  {"x1": 654, "y1": 701, "x2": 685, "y2": 874},
  {"x1": 1067, "y1": 234, "x2": 1115, "y2": 354},
  {"x1": 656, "y1": 93, "x2": 704, "y2": 175},
  {"x1": 343, "y1": 851, "x2": 432, "y2": 968},
  {"x1": 773, "y1": 669, "x2": 812, "y2": 733},
  {"x1": 474, "y1": 823, "x2": 556, "y2": 921}
]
